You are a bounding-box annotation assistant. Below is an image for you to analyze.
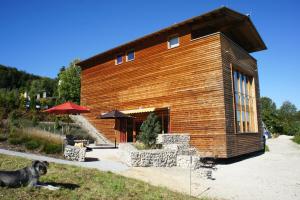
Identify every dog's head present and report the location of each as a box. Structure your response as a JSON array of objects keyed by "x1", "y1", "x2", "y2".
[{"x1": 32, "y1": 160, "x2": 49, "y2": 176}]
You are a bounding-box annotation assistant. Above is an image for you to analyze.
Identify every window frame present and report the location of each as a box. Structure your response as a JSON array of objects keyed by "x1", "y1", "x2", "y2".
[
  {"x1": 232, "y1": 65, "x2": 258, "y2": 134},
  {"x1": 115, "y1": 54, "x2": 123, "y2": 65},
  {"x1": 168, "y1": 35, "x2": 180, "y2": 49},
  {"x1": 126, "y1": 49, "x2": 135, "y2": 62}
]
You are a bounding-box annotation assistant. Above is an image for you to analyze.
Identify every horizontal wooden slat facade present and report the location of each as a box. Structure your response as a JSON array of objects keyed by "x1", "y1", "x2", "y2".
[
  {"x1": 220, "y1": 34, "x2": 264, "y2": 157},
  {"x1": 81, "y1": 30, "x2": 263, "y2": 158}
]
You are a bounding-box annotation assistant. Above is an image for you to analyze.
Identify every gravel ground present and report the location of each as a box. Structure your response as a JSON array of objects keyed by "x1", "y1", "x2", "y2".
[{"x1": 119, "y1": 135, "x2": 300, "y2": 200}]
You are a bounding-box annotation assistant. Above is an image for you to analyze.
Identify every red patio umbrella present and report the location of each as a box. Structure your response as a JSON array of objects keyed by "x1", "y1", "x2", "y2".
[
  {"x1": 44, "y1": 101, "x2": 90, "y2": 151},
  {"x1": 44, "y1": 101, "x2": 90, "y2": 115}
]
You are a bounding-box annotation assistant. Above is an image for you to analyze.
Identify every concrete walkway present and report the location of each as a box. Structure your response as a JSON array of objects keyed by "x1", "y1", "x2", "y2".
[{"x1": 0, "y1": 148, "x2": 128, "y2": 172}]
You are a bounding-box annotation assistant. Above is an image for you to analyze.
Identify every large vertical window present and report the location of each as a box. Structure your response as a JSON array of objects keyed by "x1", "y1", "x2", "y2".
[{"x1": 233, "y1": 70, "x2": 257, "y2": 133}]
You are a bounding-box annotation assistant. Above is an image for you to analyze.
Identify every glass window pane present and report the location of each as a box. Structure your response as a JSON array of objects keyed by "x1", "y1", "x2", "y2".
[
  {"x1": 235, "y1": 92, "x2": 239, "y2": 105},
  {"x1": 245, "y1": 76, "x2": 248, "y2": 96},
  {"x1": 169, "y1": 37, "x2": 179, "y2": 48},
  {"x1": 116, "y1": 55, "x2": 122, "y2": 64},
  {"x1": 234, "y1": 71, "x2": 239, "y2": 92},
  {"x1": 241, "y1": 94, "x2": 244, "y2": 106},
  {"x1": 236, "y1": 110, "x2": 241, "y2": 132},
  {"x1": 127, "y1": 51, "x2": 135, "y2": 61}
]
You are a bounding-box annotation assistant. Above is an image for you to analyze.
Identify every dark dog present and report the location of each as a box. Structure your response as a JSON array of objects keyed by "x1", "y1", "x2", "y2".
[{"x1": 0, "y1": 160, "x2": 49, "y2": 188}]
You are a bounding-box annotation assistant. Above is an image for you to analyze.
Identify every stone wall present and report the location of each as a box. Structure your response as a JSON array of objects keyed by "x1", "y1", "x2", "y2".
[
  {"x1": 119, "y1": 134, "x2": 202, "y2": 168},
  {"x1": 64, "y1": 145, "x2": 86, "y2": 162}
]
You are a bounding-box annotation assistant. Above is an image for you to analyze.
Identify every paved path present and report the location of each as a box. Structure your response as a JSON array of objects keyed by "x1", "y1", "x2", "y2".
[{"x1": 0, "y1": 148, "x2": 128, "y2": 172}]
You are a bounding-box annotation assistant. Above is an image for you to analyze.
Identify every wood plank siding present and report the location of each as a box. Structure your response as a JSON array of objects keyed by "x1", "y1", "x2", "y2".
[
  {"x1": 220, "y1": 34, "x2": 264, "y2": 157},
  {"x1": 79, "y1": 7, "x2": 266, "y2": 158},
  {"x1": 81, "y1": 32, "x2": 229, "y2": 157}
]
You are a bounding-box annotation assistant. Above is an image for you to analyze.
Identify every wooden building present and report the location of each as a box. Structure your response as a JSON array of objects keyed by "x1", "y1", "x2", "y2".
[{"x1": 78, "y1": 7, "x2": 267, "y2": 158}]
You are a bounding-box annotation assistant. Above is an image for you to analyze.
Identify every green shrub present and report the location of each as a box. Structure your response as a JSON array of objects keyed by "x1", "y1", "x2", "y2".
[
  {"x1": 292, "y1": 134, "x2": 300, "y2": 145},
  {"x1": 8, "y1": 137, "x2": 23, "y2": 145},
  {"x1": 43, "y1": 143, "x2": 62, "y2": 154},
  {"x1": 265, "y1": 144, "x2": 270, "y2": 152},
  {"x1": 32, "y1": 115, "x2": 39, "y2": 127},
  {"x1": 25, "y1": 140, "x2": 41, "y2": 150},
  {"x1": 8, "y1": 110, "x2": 22, "y2": 128},
  {"x1": 138, "y1": 113, "x2": 161, "y2": 148},
  {"x1": 0, "y1": 134, "x2": 7, "y2": 142}
]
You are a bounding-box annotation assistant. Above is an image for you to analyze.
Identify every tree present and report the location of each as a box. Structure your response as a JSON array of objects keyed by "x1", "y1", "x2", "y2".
[
  {"x1": 138, "y1": 113, "x2": 161, "y2": 148},
  {"x1": 57, "y1": 59, "x2": 81, "y2": 104},
  {"x1": 260, "y1": 97, "x2": 281, "y2": 134},
  {"x1": 278, "y1": 101, "x2": 299, "y2": 135}
]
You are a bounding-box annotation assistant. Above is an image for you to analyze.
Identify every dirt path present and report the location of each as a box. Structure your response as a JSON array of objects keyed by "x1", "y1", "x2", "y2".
[{"x1": 120, "y1": 135, "x2": 300, "y2": 200}]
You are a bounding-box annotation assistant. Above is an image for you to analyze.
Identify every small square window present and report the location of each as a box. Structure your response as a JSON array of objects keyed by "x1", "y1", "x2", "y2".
[
  {"x1": 126, "y1": 50, "x2": 135, "y2": 61},
  {"x1": 116, "y1": 55, "x2": 123, "y2": 65},
  {"x1": 168, "y1": 36, "x2": 179, "y2": 49}
]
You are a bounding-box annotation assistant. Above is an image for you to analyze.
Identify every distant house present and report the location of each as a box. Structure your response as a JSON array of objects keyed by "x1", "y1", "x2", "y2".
[
  {"x1": 23, "y1": 90, "x2": 55, "y2": 110},
  {"x1": 77, "y1": 7, "x2": 267, "y2": 158}
]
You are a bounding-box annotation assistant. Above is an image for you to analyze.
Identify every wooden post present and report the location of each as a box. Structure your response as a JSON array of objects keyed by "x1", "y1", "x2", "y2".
[{"x1": 125, "y1": 119, "x2": 128, "y2": 142}]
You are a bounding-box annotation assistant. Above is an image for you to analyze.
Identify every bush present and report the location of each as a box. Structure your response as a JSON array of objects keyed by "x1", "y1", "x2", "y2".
[
  {"x1": 8, "y1": 137, "x2": 23, "y2": 145},
  {"x1": 8, "y1": 110, "x2": 22, "y2": 128},
  {"x1": 0, "y1": 134, "x2": 7, "y2": 142},
  {"x1": 25, "y1": 140, "x2": 41, "y2": 150},
  {"x1": 43, "y1": 143, "x2": 62, "y2": 154},
  {"x1": 138, "y1": 113, "x2": 161, "y2": 148},
  {"x1": 292, "y1": 134, "x2": 300, "y2": 145},
  {"x1": 32, "y1": 115, "x2": 39, "y2": 127}
]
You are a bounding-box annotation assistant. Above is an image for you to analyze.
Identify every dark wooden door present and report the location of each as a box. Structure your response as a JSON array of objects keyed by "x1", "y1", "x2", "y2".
[{"x1": 120, "y1": 119, "x2": 127, "y2": 143}]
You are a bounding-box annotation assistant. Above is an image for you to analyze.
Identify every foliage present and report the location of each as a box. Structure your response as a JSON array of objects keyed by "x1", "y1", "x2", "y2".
[
  {"x1": 8, "y1": 110, "x2": 22, "y2": 129},
  {"x1": 7, "y1": 128, "x2": 63, "y2": 154},
  {"x1": 292, "y1": 133, "x2": 300, "y2": 145},
  {"x1": 32, "y1": 115, "x2": 39, "y2": 127},
  {"x1": 42, "y1": 143, "x2": 62, "y2": 154},
  {"x1": 0, "y1": 154, "x2": 202, "y2": 200},
  {"x1": 57, "y1": 59, "x2": 81, "y2": 104},
  {"x1": 0, "y1": 64, "x2": 57, "y2": 113},
  {"x1": 277, "y1": 101, "x2": 299, "y2": 135},
  {"x1": 265, "y1": 144, "x2": 270, "y2": 152},
  {"x1": 138, "y1": 113, "x2": 161, "y2": 148},
  {"x1": 261, "y1": 97, "x2": 300, "y2": 136},
  {"x1": 0, "y1": 64, "x2": 40, "y2": 90},
  {"x1": 8, "y1": 137, "x2": 24, "y2": 145},
  {"x1": 0, "y1": 89, "x2": 21, "y2": 114},
  {"x1": 25, "y1": 140, "x2": 41, "y2": 150},
  {"x1": 0, "y1": 134, "x2": 8, "y2": 142}
]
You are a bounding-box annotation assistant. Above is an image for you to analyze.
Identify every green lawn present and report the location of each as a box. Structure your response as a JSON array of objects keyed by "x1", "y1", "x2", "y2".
[{"x1": 0, "y1": 154, "x2": 206, "y2": 200}]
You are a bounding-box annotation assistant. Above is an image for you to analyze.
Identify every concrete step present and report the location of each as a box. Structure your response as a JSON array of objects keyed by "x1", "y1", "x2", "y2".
[{"x1": 69, "y1": 115, "x2": 112, "y2": 145}]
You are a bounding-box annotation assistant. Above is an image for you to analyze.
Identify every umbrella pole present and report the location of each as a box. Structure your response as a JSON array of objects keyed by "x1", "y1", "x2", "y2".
[{"x1": 114, "y1": 119, "x2": 117, "y2": 148}]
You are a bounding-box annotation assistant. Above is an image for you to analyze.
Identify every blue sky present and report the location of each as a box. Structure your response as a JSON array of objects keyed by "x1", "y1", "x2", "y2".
[{"x1": 0, "y1": 0, "x2": 299, "y2": 109}]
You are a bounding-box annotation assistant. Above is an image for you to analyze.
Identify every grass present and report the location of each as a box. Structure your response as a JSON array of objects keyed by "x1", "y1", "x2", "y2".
[
  {"x1": 7, "y1": 128, "x2": 63, "y2": 155},
  {"x1": 292, "y1": 134, "x2": 300, "y2": 145},
  {"x1": 0, "y1": 154, "x2": 205, "y2": 200}
]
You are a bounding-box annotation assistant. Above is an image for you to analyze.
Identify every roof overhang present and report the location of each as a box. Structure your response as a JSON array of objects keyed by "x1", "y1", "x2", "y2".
[{"x1": 78, "y1": 7, "x2": 266, "y2": 69}]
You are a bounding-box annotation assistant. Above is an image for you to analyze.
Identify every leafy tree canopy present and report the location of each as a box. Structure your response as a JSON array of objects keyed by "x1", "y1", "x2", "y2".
[{"x1": 57, "y1": 59, "x2": 81, "y2": 104}]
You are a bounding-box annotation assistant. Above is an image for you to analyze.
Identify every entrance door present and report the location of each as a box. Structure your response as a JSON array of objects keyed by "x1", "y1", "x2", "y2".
[
  {"x1": 127, "y1": 119, "x2": 133, "y2": 142},
  {"x1": 119, "y1": 119, "x2": 127, "y2": 143}
]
